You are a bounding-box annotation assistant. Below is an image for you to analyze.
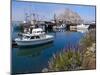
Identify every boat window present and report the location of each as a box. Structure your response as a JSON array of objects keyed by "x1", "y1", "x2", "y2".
[
  {"x1": 26, "y1": 36, "x2": 30, "y2": 38},
  {"x1": 36, "y1": 36, "x2": 40, "y2": 39},
  {"x1": 24, "y1": 36, "x2": 30, "y2": 39},
  {"x1": 30, "y1": 36, "x2": 35, "y2": 39},
  {"x1": 37, "y1": 31, "x2": 41, "y2": 33},
  {"x1": 30, "y1": 36, "x2": 40, "y2": 39}
]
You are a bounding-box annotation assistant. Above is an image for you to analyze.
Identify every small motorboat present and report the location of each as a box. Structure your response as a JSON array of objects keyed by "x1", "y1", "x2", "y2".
[
  {"x1": 15, "y1": 28, "x2": 54, "y2": 46},
  {"x1": 53, "y1": 24, "x2": 66, "y2": 29}
]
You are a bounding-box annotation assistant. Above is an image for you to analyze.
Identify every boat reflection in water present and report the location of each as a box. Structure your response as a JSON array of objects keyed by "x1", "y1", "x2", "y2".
[
  {"x1": 77, "y1": 29, "x2": 88, "y2": 33},
  {"x1": 69, "y1": 28, "x2": 88, "y2": 33},
  {"x1": 17, "y1": 42, "x2": 54, "y2": 58}
]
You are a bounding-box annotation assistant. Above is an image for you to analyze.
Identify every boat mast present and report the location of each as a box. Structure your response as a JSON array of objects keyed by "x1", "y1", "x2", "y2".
[
  {"x1": 23, "y1": 8, "x2": 29, "y2": 23},
  {"x1": 25, "y1": 13, "x2": 29, "y2": 23},
  {"x1": 54, "y1": 13, "x2": 57, "y2": 25}
]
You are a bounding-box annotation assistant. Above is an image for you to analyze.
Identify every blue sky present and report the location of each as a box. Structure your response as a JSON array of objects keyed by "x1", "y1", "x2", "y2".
[{"x1": 12, "y1": 1, "x2": 96, "y2": 22}]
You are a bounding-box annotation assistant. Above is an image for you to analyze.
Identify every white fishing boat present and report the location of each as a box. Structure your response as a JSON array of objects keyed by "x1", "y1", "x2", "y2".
[
  {"x1": 59, "y1": 24, "x2": 66, "y2": 29},
  {"x1": 53, "y1": 23, "x2": 66, "y2": 29},
  {"x1": 15, "y1": 28, "x2": 54, "y2": 46},
  {"x1": 77, "y1": 24, "x2": 89, "y2": 29}
]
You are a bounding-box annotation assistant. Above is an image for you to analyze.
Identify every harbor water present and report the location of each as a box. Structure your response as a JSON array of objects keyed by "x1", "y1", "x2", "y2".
[{"x1": 12, "y1": 22, "x2": 85, "y2": 74}]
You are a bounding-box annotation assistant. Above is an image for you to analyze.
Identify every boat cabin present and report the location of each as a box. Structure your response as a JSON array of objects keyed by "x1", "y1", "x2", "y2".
[{"x1": 20, "y1": 28, "x2": 46, "y2": 40}]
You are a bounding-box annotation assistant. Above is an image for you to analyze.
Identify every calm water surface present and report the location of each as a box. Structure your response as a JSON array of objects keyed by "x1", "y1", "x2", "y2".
[{"x1": 12, "y1": 24, "x2": 85, "y2": 74}]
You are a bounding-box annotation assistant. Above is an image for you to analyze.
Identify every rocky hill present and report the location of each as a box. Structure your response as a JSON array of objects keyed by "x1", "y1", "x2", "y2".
[{"x1": 56, "y1": 8, "x2": 83, "y2": 24}]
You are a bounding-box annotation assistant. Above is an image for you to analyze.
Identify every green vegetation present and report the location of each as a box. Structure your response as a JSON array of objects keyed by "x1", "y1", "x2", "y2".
[
  {"x1": 79, "y1": 29, "x2": 96, "y2": 69},
  {"x1": 43, "y1": 29, "x2": 96, "y2": 72},
  {"x1": 80, "y1": 29, "x2": 96, "y2": 48},
  {"x1": 48, "y1": 50, "x2": 82, "y2": 71}
]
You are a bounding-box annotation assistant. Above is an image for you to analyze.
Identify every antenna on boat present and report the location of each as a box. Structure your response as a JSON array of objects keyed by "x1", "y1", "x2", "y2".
[
  {"x1": 25, "y1": 13, "x2": 29, "y2": 23},
  {"x1": 23, "y1": 8, "x2": 29, "y2": 23},
  {"x1": 54, "y1": 13, "x2": 57, "y2": 25}
]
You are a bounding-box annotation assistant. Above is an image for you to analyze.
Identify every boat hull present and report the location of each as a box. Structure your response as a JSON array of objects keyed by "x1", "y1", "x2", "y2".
[
  {"x1": 15, "y1": 35, "x2": 54, "y2": 46},
  {"x1": 77, "y1": 25, "x2": 89, "y2": 29}
]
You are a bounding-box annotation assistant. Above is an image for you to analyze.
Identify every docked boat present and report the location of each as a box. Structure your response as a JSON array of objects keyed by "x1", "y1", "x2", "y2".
[
  {"x1": 59, "y1": 24, "x2": 66, "y2": 29},
  {"x1": 53, "y1": 23, "x2": 66, "y2": 30},
  {"x1": 77, "y1": 24, "x2": 89, "y2": 29},
  {"x1": 15, "y1": 28, "x2": 54, "y2": 46}
]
